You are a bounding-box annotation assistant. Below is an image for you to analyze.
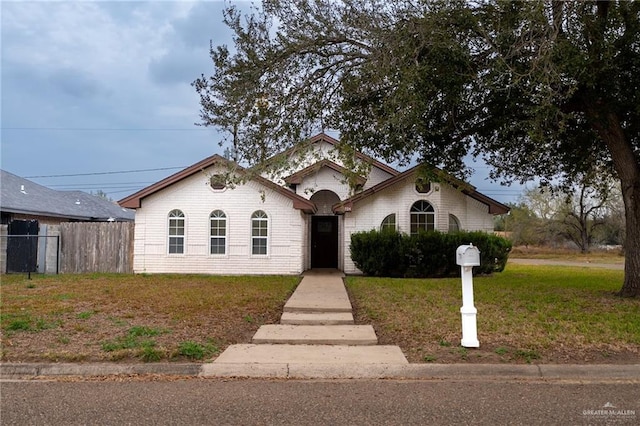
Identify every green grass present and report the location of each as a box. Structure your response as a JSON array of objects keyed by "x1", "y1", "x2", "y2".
[
  {"x1": 6, "y1": 318, "x2": 32, "y2": 331},
  {"x1": 2, "y1": 313, "x2": 62, "y2": 333},
  {"x1": 178, "y1": 340, "x2": 220, "y2": 360},
  {"x1": 139, "y1": 342, "x2": 163, "y2": 362},
  {"x1": 346, "y1": 264, "x2": 639, "y2": 363},
  {"x1": 76, "y1": 310, "x2": 96, "y2": 320}
]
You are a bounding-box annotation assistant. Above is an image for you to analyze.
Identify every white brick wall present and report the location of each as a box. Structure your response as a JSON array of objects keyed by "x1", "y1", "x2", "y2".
[
  {"x1": 268, "y1": 140, "x2": 395, "y2": 197},
  {"x1": 132, "y1": 150, "x2": 495, "y2": 276},
  {"x1": 133, "y1": 166, "x2": 307, "y2": 275},
  {"x1": 342, "y1": 178, "x2": 496, "y2": 274},
  {"x1": 298, "y1": 167, "x2": 352, "y2": 201}
]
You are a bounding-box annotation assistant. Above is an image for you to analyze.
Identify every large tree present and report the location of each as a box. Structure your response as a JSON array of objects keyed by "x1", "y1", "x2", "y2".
[{"x1": 194, "y1": 0, "x2": 640, "y2": 297}]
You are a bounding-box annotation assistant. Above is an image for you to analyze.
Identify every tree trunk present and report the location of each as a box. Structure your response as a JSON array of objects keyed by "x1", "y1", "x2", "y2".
[
  {"x1": 591, "y1": 112, "x2": 640, "y2": 298},
  {"x1": 619, "y1": 178, "x2": 640, "y2": 297}
]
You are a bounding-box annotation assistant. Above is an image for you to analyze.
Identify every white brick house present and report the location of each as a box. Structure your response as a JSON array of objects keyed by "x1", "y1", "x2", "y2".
[{"x1": 119, "y1": 134, "x2": 508, "y2": 275}]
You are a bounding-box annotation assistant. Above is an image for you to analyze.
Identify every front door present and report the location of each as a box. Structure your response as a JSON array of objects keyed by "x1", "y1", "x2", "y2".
[{"x1": 311, "y1": 216, "x2": 338, "y2": 268}]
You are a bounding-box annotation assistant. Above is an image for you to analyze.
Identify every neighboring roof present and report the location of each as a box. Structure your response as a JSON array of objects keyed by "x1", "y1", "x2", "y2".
[
  {"x1": 118, "y1": 154, "x2": 317, "y2": 214},
  {"x1": 0, "y1": 169, "x2": 135, "y2": 221},
  {"x1": 333, "y1": 164, "x2": 510, "y2": 215},
  {"x1": 283, "y1": 159, "x2": 367, "y2": 187}
]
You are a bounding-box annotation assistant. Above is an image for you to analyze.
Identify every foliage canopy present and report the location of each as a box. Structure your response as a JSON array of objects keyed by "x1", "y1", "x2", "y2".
[{"x1": 194, "y1": 0, "x2": 640, "y2": 297}]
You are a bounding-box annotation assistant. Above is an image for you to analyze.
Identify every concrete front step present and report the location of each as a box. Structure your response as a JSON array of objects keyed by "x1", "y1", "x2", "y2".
[
  {"x1": 213, "y1": 344, "x2": 408, "y2": 364},
  {"x1": 252, "y1": 325, "x2": 377, "y2": 345},
  {"x1": 280, "y1": 312, "x2": 354, "y2": 325}
]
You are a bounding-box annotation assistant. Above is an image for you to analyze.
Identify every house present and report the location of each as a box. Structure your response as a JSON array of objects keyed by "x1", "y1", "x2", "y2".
[
  {"x1": 118, "y1": 134, "x2": 509, "y2": 275},
  {"x1": 1, "y1": 169, "x2": 135, "y2": 273},
  {"x1": 1, "y1": 169, "x2": 135, "y2": 225}
]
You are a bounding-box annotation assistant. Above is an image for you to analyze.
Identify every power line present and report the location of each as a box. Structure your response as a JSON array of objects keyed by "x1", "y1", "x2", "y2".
[
  {"x1": 25, "y1": 166, "x2": 186, "y2": 179},
  {"x1": 46, "y1": 181, "x2": 154, "y2": 188},
  {"x1": 107, "y1": 188, "x2": 148, "y2": 196},
  {"x1": 2, "y1": 127, "x2": 212, "y2": 131}
]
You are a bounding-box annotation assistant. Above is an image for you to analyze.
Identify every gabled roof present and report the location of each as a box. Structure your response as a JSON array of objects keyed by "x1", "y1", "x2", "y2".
[
  {"x1": 261, "y1": 133, "x2": 400, "y2": 178},
  {"x1": 0, "y1": 169, "x2": 135, "y2": 221},
  {"x1": 306, "y1": 133, "x2": 400, "y2": 177},
  {"x1": 283, "y1": 159, "x2": 367, "y2": 187},
  {"x1": 333, "y1": 164, "x2": 510, "y2": 215},
  {"x1": 118, "y1": 154, "x2": 317, "y2": 214}
]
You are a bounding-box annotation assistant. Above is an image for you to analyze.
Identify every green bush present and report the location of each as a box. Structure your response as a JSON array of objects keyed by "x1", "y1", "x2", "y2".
[
  {"x1": 350, "y1": 230, "x2": 511, "y2": 277},
  {"x1": 348, "y1": 229, "x2": 408, "y2": 277}
]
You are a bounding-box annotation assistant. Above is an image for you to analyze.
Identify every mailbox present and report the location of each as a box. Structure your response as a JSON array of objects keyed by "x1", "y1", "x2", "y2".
[{"x1": 456, "y1": 244, "x2": 480, "y2": 267}]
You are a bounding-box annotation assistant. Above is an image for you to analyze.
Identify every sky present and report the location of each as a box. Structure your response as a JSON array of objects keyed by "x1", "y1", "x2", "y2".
[{"x1": 1, "y1": 0, "x2": 525, "y2": 204}]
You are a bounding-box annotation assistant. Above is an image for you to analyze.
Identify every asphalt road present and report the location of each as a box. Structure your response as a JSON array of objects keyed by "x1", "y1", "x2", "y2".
[{"x1": 2, "y1": 378, "x2": 638, "y2": 425}]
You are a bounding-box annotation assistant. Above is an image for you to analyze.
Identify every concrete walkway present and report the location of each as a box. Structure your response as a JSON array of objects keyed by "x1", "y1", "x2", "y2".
[{"x1": 203, "y1": 269, "x2": 409, "y2": 377}]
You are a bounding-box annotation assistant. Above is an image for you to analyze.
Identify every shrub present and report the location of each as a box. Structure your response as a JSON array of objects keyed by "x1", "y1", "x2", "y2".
[
  {"x1": 350, "y1": 230, "x2": 511, "y2": 277},
  {"x1": 349, "y1": 229, "x2": 408, "y2": 277}
]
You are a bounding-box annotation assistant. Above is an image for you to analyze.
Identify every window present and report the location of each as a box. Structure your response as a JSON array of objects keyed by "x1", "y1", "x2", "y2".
[
  {"x1": 251, "y1": 210, "x2": 268, "y2": 255},
  {"x1": 210, "y1": 210, "x2": 227, "y2": 255},
  {"x1": 448, "y1": 214, "x2": 460, "y2": 233},
  {"x1": 168, "y1": 209, "x2": 185, "y2": 254},
  {"x1": 210, "y1": 174, "x2": 226, "y2": 190},
  {"x1": 380, "y1": 213, "x2": 396, "y2": 232},
  {"x1": 415, "y1": 179, "x2": 431, "y2": 194},
  {"x1": 410, "y1": 200, "x2": 435, "y2": 235}
]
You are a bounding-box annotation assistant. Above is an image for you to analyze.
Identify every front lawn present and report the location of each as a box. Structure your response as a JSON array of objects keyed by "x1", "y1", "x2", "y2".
[
  {"x1": 2, "y1": 266, "x2": 638, "y2": 365},
  {"x1": 346, "y1": 264, "x2": 639, "y2": 364},
  {"x1": 0, "y1": 274, "x2": 299, "y2": 363}
]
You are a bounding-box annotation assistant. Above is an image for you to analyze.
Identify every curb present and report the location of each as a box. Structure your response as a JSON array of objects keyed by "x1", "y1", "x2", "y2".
[
  {"x1": 0, "y1": 363, "x2": 201, "y2": 378},
  {"x1": 3, "y1": 362, "x2": 639, "y2": 381}
]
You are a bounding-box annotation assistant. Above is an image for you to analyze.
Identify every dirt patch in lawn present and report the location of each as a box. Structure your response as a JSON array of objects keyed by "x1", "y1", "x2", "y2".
[{"x1": 1, "y1": 274, "x2": 299, "y2": 363}]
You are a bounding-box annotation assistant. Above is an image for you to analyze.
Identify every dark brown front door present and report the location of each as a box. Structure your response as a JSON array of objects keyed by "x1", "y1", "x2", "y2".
[{"x1": 311, "y1": 216, "x2": 338, "y2": 268}]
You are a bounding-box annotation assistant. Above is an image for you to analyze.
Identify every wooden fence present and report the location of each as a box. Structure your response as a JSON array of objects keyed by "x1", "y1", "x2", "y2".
[{"x1": 60, "y1": 222, "x2": 134, "y2": 274}]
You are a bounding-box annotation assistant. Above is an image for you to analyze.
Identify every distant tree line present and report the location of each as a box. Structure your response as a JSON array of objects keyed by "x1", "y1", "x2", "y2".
[{"x1": 495, "y1": 176, "x2": 625, "y2": 253}]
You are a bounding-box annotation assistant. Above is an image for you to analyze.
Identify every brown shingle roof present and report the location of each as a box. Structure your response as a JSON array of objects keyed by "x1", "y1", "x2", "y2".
[{"x1": 118, "y1": 154, "x2": 317, "y2": 213}]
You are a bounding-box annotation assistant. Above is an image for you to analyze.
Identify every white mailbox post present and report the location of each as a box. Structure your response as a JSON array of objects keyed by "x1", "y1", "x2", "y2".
[{"x1": 456, "y1": 244, "x2": 480, "y2": 348}]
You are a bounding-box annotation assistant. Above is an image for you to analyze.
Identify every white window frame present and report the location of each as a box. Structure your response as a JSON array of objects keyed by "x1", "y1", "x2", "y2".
[
  {"x1": 448, "y1": 214, "x2": 461, "y2": 233},
  {"x1": 380, "y1": 213, "x2": 397, "y2": 232},
  {"x1": 251, "y1": 210, "x2": 269, "y2": 256},
  {"x1": 210, "y1": 210, "x2": 227, "y2": 255},
  {"x1": 410, "y1": 200, "x2": 436, "y2": 235},
  {"x1": 168, "y1": 209, "x2": 185, "y2": 254}
]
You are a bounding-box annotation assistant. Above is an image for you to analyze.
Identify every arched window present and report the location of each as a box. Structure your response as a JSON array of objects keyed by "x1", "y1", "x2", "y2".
[
  {"x1": 380, "y1": 213, "x2": 396, "y2": 232},
  {"x1": 210, "y1": 210, "x2": 227, "y2": 255},
  {"x1": 251, "y1": 210, "x2": 268, "y2": 255},
  {"x1": 410, "y1": 201, "x2": 435, "y2": 235},
  {"x1": 448, "y1": 214, "x2": 461, "y2": 233},
  {"x1": 168, "y1": 209, "x2": 185, "y2": 254}
]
